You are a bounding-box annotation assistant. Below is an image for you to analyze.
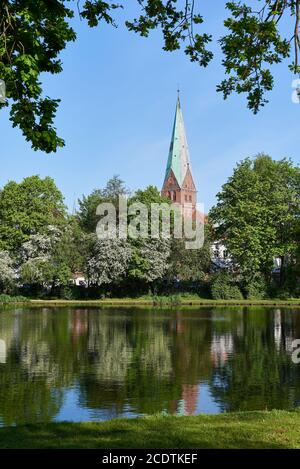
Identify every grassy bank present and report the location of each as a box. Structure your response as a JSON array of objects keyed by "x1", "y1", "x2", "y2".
[
  {"x1": 2, "y1": 294, "x2": 300, "y2": 307},
  {"x1": 0, "y1": 411, "x2": 300, "y2": 449},
  {"x1": 28, "y1": 297, "x2": 300, "y2": 307}
]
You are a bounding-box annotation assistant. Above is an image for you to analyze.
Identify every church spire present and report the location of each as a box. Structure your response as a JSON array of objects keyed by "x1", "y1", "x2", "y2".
[
  {"x1": 163, "y1": 94, "x2": 191, "y2": 188},
  {"x1": 161, "y1": 95, "x2": 197, "y2": 214}
]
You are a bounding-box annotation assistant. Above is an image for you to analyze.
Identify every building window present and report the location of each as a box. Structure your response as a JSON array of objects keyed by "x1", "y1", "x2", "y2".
[
  {"x1": 185, "y1": 195, "x2": 188, "y2": 202},
  {"x1": 189, "y1": 195, "x2": 192, "y2": 202}
]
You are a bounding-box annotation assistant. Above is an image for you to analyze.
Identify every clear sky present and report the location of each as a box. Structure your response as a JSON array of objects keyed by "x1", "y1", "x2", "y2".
[{"x1": 1, "y1": 1, "x2": 299, "y2": 213}]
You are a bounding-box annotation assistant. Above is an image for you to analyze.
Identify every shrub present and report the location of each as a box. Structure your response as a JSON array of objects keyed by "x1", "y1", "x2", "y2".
[
  {"x1": 211, "y1": 271, "x2": 243, "y2": 300},
  {"x1": 170, "y1": 294, "x2": 182, "y2": 306},
  {"x1": 152, "y1": 294, "x2": 182, "y2": 306},
  {"x1": 243, "y1": 276, "x2": 268, "y2": 300},
  {"x1": 60, "y1": 286, "x2": 78, "y2": 300},
  {"x1": 0, "y1": 294, "x2": 28, "y2": 304},
  {"x1": 280, "y1": 267, "x2": 300, "y2": 298},
  {"x1": 267, "y1": 275, "x2": 298, "y2": 299}
]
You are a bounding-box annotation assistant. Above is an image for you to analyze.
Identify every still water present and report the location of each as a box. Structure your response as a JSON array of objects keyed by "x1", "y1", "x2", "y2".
[{"x1": 0, "y1": 306, "x2": 300, "y2": 426}]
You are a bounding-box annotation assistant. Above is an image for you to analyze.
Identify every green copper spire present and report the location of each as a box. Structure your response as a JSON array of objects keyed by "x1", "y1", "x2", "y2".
[{"x1": 164, "y1": 96, "x2": 191, "y2": 188}]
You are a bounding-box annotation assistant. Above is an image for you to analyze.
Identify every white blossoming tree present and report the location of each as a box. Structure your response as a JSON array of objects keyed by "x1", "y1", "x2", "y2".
[
  {"x1": 0, "y1": 250, "x2": 15, "y2": 293},
  {"x1": 88, "y1": 238, "x2": 132, "y2": 286},
  {"x1": 129, "y1": 239, "x2": 170, "y2": 283},
  {"x1": 19, "y1": 226, "x2": 70, "y2": 289},
  {"x1": 20, "y1": 226, "x2": 61, "y2": 262}
]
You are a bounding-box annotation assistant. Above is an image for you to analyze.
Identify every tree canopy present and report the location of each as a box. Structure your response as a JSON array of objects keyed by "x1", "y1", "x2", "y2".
[
  {"x1": 210, "y1": 154, "x2": 300, "y2": 290},
  {"x1": 77, "y1": 175, "x2": 129, "y2": 232},
  {"x1": 1, "y1": 1, "x2": 300, "y2": 152},
  {"x1": 0, "y1": 169, "x2": 299, "y2": 299},
  {"x1": 0, "y1": 175, "x2": 66, "y2": 251},
  {"x1": 0, "y1": 175, "x2": 211, "y2": 297}
]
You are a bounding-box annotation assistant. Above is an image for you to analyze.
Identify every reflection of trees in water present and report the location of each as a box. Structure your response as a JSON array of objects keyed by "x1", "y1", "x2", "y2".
[
  {"x1": 0, "y1": 308, "x2": 215, "y2": 421},
  {"x1": 139, "y1": 323, "x2": 172, "y2": 377},
  {"x1": 0, "y1": 309, "x2": 73, "y2": 425},
  {"x1": 209, "y1": 308, "x2": 300, "y2": 412},
  {"x1": 0, "y1": 364, "x2": 63, "y2": 426},
  {"x1": 79, "y1": 313, "x2": 174, "y2": 414},
  {"x1": 121, "y1": 318, "x2": 176, "y2": 415},
  {"x1": 1, "y1": 306, "x2": 300, "y2": 424},
  {"x1": 85, "y1": 315, "x2": 133, "y2": 382},
  {"x1": 20, "y1": 342, "x2": 60, "y2": 384}
]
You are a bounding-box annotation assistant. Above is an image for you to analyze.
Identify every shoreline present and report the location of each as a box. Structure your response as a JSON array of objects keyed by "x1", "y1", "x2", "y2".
[{"x1": 1, "y1": 298, "x2": 300, "y2": 307}]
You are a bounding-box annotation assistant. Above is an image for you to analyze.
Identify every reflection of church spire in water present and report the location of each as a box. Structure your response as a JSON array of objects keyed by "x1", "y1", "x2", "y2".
[
  {"x1": 71, "y1": 309, "x2": 88, "y2": 343},
  {"x1": 182, "y1": 384, "x2": 199, "y2": 416},
  {"x1": 176, "y1": 384, "x2": 200, "y2": 416}
]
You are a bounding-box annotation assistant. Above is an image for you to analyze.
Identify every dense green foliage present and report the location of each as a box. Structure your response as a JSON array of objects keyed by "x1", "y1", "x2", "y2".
[
  {"x1": 211, "y1": 271, "x2": 243, "y2": 300},
  {"x1": 0, "y1": 156, "x2": 299, "y2": 299},
  {"x1": 78, "y1": 175, "x2": 129, "y2": 232},
  {"x1": 0, "y1": 175, "x2": 66, "y2": 251},
  {"x1": 1, "y1": 1, "x2": 300, "y2": 151},
  {"x1": 0, "y1": 294, "x2": 28, "y2": 303},
  {"x1": 210, "y1": 154, "x2": 300, "y2": 298},
  {"x1": 0, "y1": 175, "x2": 210, "y2": 298}
]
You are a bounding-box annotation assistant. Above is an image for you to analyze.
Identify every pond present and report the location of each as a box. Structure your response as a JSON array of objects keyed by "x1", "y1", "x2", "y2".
[{"x1": 0, "y1": 306, "x2": 300, "y2": 426}]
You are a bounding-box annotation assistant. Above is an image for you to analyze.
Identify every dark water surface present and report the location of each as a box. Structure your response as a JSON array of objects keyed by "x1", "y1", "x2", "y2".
[{"x1": 0, "y1": 306, "x2": 300, "y2": 426}]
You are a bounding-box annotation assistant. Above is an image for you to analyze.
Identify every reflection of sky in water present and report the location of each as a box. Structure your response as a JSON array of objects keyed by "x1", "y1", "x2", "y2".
[
  {"x1": 55, "y1": 386, "x2": 144, "y2": 422},
  {"x1": 55, "y1": 382, "x2": 219, "y2": 422},
  {"x1": 176, "y1": 383, "x2": 219, "y2": 416},
  {"x1": 196, "y1": 383, "x2": 219, "y2": 414}
]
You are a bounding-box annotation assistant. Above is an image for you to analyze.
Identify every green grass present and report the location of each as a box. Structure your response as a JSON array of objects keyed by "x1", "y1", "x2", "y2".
[
  {"x1": 28, "y1": 297, "x2": 300, "y2": 307},
  {"x1": 1, "y1": 411, "x2": 300, "y2": 449},
  {"x1": 2, "y1": 292, "x2": 300, "y2": 307}
]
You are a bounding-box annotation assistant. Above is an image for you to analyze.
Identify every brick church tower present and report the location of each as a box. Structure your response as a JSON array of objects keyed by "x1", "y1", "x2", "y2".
[{"x1": 161, "y1": 95, "x2": 197, "y2": 218}]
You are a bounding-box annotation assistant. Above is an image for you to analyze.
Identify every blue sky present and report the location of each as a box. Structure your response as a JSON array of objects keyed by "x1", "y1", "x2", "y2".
[{"x1": 1, "y1": 1, "x2": 299, "y2": 213}]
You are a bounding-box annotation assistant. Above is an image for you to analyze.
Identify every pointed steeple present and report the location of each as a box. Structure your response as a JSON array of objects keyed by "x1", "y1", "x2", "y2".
[
  {"x1": 164, "y1": 95, "x2": 191, "y2": 188},
  {"x1": 162, "y1": 95, "x2": 197, "y2": 217}
]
